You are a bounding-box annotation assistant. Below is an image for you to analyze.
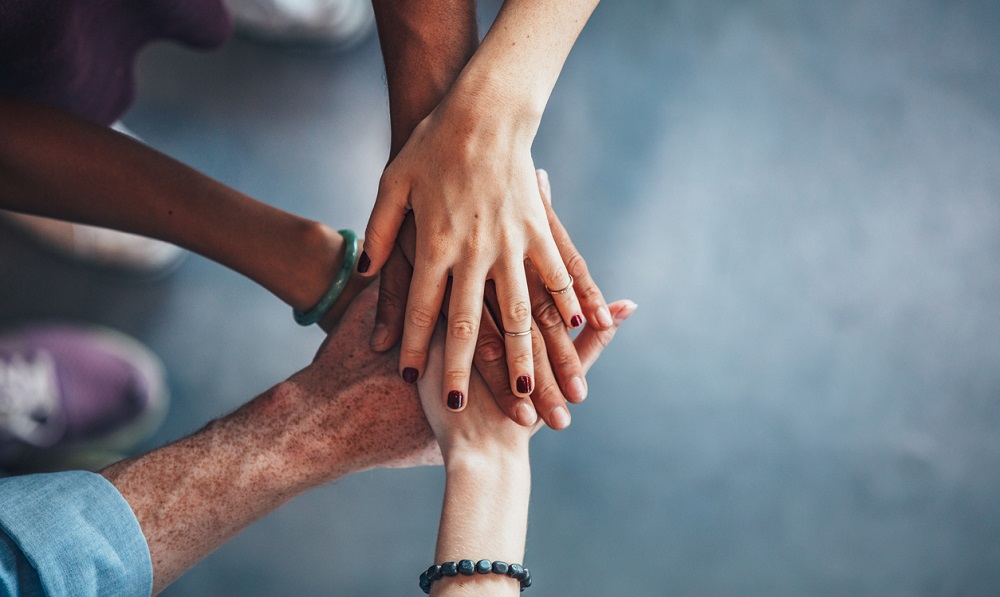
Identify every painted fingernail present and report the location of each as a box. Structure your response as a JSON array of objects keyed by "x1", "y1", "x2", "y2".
[
  {"x1": 550, "y1": 406, "x2": 571, "y2": 430},
  {"x1": 402, "y1": 367, "x2": 419, "y2": 384},
  {"x1": 516, "y1": 376, "x2": 533, "y2": 394},
  {"x1": 567, "y1": 376, "x2": 588, "y2": 402},
  {"x1": 357, "y1": 251, "x2": 370, "y2": 274},
  {"x1": 515, "y1": 402, "x2": 537, "y2": 427},
  {"x1": 570, "y1": 314, "x2": 584, "y2": 328},
  {"x1": 447, "y1": 390, "x2": 464, "y2": 410},
  {"x1": 370, "y1": 323, "x2": 389, "y2": 348},
  {"x1": 596, "y1": 306, "x2": 613, "y2": 328},
  {"x1": 613, "y1": 301, "x2": 638, "y2": 324}
]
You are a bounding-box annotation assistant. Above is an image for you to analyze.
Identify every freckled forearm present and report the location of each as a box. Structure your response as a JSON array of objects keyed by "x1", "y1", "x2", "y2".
[{"x1": 100, "y1": 383, "x2": 350, "y2": 594}]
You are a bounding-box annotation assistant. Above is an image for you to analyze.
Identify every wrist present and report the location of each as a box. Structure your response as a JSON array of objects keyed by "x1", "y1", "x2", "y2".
[
  {"x1": 439, "y1": 67, "x2": 543, "y2": 147},
  {"x1": 436, "y1": 449, "x2": 531, "y2": 567},
  {"x1": 443, "y1": 441, "x2": 530, "y2": 475},
  {"x1": 288, "y1": 221, "x2": 343, "y2": 311}
]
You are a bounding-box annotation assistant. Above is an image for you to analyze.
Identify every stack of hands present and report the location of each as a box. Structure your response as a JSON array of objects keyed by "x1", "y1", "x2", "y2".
[{"x1": 101, "y1": 172, "x2": 635, "y2": 595}]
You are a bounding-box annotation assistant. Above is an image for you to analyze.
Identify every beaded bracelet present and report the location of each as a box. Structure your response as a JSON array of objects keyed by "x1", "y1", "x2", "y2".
[
  {"x1": 292, "y1": 229, "x2": 359, "y2": 326},
  {"x1": 419, "y1": 559, "x2": 532, "y2": 594}
]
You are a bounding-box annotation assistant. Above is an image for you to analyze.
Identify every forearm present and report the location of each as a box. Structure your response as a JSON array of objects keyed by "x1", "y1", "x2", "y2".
[
  {"x1": 448, "y1": 0, "x2": 599, "y2": 135},
  {"x1": 0, "y1": 95, "x2": 340, "y2": 312},
  {"x1": 372, "y1": 0, "x2": 479, "y2": 157},
  {"x1": 432, "y1": 448, "x2": 531, "y2": 596},
  {"x1": 100, "y1": 382, "x2": 351, "y2": 594}
]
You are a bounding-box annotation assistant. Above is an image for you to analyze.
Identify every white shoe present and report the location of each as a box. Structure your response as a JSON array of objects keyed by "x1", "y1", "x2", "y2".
[
  {"x1": 225, "y1": 0, "x2": 375, "y2": 49},
  {"x1": 0, "y1": 122, "x2": 186, "y2": 275}
]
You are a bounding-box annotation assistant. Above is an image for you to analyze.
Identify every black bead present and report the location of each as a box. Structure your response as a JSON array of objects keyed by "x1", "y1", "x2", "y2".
[
  {"x1": 441, "y1": 561, "x2": 458, "y2": 577},
  {"x1": 492, "y1": 561, "x2": 509, "y2": 575},
  {"x1": 508, "y1": 563, "x2": 525, "y2": 579},
  {"x1": 427, "y1": 565, "x2": 443, "y2": 581},
  {"x1": 521, "y1": 568, "x2": 532, "y2": 587},
  {"x1": 458, "y1": 559, "x2": 476, "y2": 576},
  {"x1": 419, "y1": 573, "x2": 431, "y2": 594},
  {"x1": 476, "y1": 559, "x2": 492, "y2": 574}
]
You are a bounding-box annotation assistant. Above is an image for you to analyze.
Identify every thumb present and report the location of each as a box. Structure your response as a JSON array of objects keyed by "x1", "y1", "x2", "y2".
[{"x1": 360, "y1": 169, "x2": 410, "y2": 277}]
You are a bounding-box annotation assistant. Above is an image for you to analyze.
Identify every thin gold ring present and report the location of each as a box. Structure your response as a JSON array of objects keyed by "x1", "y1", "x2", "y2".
[
  {"x1": 504, "y1": 328, "x2": 533, "y2": 338},
  {"x1": 545, "y1": 274, "x2": 575, "y2": 296}
]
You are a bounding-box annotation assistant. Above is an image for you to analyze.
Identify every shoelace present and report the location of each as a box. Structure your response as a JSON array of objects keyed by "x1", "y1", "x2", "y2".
[{"x1": 0, "y1": 350, "x2": 65, "y2": 446}]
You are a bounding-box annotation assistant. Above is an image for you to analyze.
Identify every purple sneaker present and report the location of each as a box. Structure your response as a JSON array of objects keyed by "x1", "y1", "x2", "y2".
[{"x1": 0, "y1": 325, "x2": 168, "y2": 472}]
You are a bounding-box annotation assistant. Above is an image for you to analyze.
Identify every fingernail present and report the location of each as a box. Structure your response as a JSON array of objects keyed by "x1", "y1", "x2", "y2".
[
  {"x1": 402, "y1": 367, "x2": 419, "y2": 384},
  {"x1": 596, "y1": 306, "x2": 613, "y2": 328},
  {"x1": 516, "y1": 375, "x2": 533, "y2": 394},
  {"x1": 447, "y1": 390, "x2": 464, "y2": 410},
  {"x1": 567, "y1": 376, "x2": 588, "y2": 402},
  {"x1": 515, "y1": 402, "x2": 537, "y2": 426},
  {"x1": 613, "y1": 301, "x2": 638, "y2": 324},
  {"x1": 370, "y1": 323, "x2": 389, "y2": 348},
  {"x1": 357, "y1": 251, "x2": 370, "y2": 274},
  {"x1": 570, "y1": 314, "x2": 584, "y2": 328},
  {"x1": 550, "y1": 406, "x2": 571, "y2": 430}
]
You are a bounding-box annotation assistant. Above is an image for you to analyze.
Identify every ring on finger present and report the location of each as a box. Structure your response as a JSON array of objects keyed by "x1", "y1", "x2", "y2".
[
  {"x1": 545, "y1": 274, "x2": 574, "y2": 296},
  {"x1": 504, "y1": 328, "x2": 533, "y2": 338}
]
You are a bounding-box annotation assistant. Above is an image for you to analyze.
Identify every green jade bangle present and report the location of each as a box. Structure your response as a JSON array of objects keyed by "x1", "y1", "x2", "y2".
[{"x1": 293, "y1": 229, "x2": 359, "y2": 326}]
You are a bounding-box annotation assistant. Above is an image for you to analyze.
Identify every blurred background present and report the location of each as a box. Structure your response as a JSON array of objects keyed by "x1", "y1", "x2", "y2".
[{"x1": 2, "y1": 0, "x2": 999, "y2": 594}]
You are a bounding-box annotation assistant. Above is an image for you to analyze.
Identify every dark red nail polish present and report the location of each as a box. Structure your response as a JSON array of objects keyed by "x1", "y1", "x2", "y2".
[
  {"x1": 517, "y1": 376, "x2": 532, "y2": 394},
  {"x1": 447, "y1": 390, "x2": 464, "y2": 410},
  {"x1": 402, "y1": 367, "x2": 418, "y2": 384},
  {"x1": 570, "y1": 314, "x2": 584, "y2": 328},
  {"x1": 357, "y1": 251, "x2": 370, "y2": 274}
]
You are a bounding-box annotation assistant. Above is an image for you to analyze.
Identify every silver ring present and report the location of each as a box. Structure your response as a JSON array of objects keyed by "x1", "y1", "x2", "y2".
[
  {"x1": 545, "y1": 274, "x2": 574, "y2": 296},
  {"x1": 504, "y1": 328, "x2": 533, "y2": 338}
]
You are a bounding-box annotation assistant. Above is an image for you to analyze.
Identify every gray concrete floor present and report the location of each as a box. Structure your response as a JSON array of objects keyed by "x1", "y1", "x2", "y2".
[{"x1": 2, "y1": 0, "x2": 999, "y2": 595}]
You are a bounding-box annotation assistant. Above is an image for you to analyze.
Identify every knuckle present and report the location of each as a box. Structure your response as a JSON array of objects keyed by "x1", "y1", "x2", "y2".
[
  {"x1": 407, "y1": 305, "x2": 439, "y2": 329},
  {"x1": 364, "y1": 225, "x2": 391, "y2": 253},
  {"x1": 377, "y1": 283, "x2": 405, "y2": 310},
  {"x1": 564, "y1": 251, "x2": 591, "y2": 279},
  {"x1": 533, "y1": 377, "x2": 562, "y2": 404},
  {"x1": 535, "y1": 301, "x2": 564, "y2": 330},
  {"x1": 400, "y1": 346, "x2": 426, "y2": 363},
  {"x1": 509, "y1": 351, "x2": 535, "y2": 372},
  {"x1": 475, "y1": 334, "x2": 507, "y2": 365},
  {"x1": 505, "y1": 299, "x2": 532, "y2": 326},
  {"x1": 444, "y1": 368, "x2": 470, "y2": 384},
  {"x1": 574, "y1": 274, "x2": 602, "y2": 305},
  {"x1": 547, "y1": 265, "x2": 572, "y2": 289},
  {"x1": 550, "y1": 347, "x2": 580, "y2": 374},
  {"x1": 449, "y1": 316, "x2": 479, "y2": 341}
]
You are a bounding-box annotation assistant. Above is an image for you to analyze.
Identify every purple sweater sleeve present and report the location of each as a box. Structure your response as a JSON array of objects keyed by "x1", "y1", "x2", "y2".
[{"x1": 0, "y1": 0, "x2": 231, "y2": 125}]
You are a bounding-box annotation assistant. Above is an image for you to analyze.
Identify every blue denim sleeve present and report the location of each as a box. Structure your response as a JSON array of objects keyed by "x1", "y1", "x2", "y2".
[{"x1": 0, "y1": 471, "x2": 153, "y2": 597}]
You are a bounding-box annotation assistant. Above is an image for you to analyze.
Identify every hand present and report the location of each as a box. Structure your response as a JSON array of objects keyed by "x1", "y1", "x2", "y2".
[
  {"x1": 101, "y1": 284, "x2": 443, "y2": 593},
  {"x1": 360, "y1": 97, "x2": 585, "y2": 411},
  {"x1": 417, "y1": 297, "x2": 637, "y2": 460},
  {"x1": 280, "y1": 283, "x2": 442, "y2": 484},
  {"x1": 371, "y1": 170, "x2": 611, "y2": 429}
]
